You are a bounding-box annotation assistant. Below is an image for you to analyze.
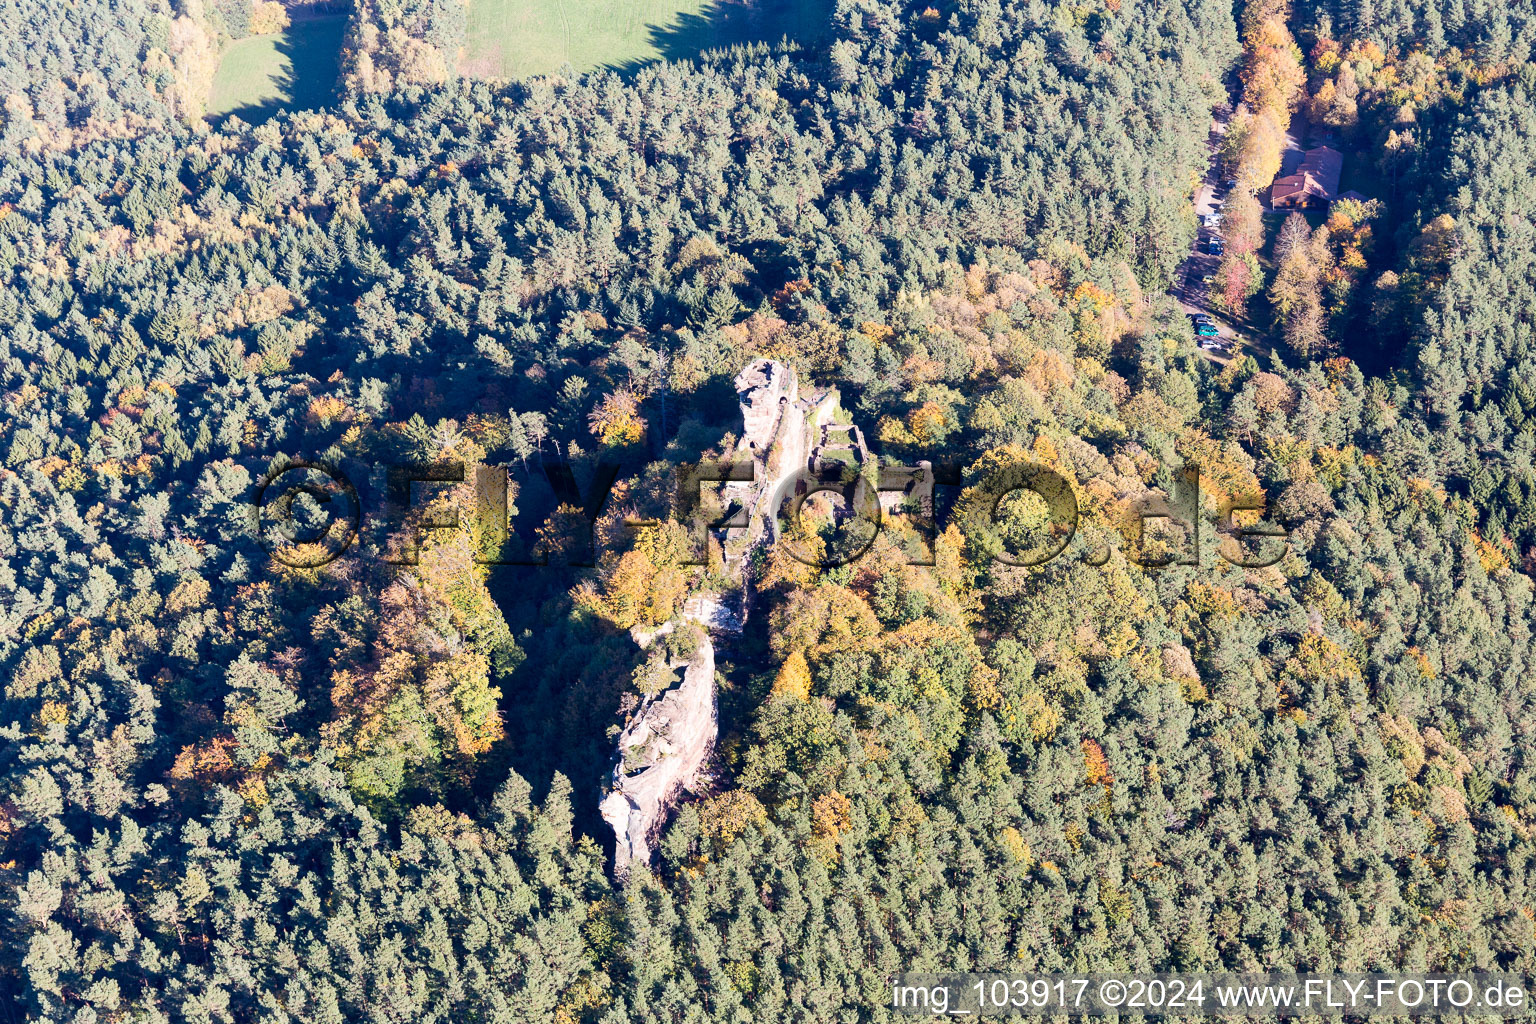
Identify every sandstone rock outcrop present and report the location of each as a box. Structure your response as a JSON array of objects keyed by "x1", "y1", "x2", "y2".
[
  {"x1": 725, "y1": 359, "x2": 839, "y2": 587},
  {"x1": 735, "y1": 358, "x2": 797, "y2": 451},
  {"x1": 599, "y1": 625, "x2": 716, "y2": 876},
  {"x1": 600, "y1": 359, "x2": 843, "y2": 878}
]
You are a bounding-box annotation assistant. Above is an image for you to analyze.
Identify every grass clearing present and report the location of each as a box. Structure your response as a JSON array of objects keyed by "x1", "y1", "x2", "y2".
[
  {"x1": 208, "y1": 15, "x2": 347, "y2": 121},
  {"x1": 461, "y1": 0, "x2": 829, "y2": 79}
]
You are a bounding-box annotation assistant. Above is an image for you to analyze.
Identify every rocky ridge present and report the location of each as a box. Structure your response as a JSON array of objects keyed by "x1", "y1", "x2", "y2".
[{"x1": 598, "y1": 359, "x2": 837, "y2": 876}]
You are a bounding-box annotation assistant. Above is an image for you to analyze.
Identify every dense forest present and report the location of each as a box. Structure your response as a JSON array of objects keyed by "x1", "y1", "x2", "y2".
[{"x1": 5, "y1": 0, "x2": 1536, "y2": 1020}]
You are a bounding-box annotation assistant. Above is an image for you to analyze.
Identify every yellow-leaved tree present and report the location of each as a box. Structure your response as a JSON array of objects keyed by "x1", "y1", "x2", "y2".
[
  {"x1": 317, "y1": 422, "x2": 521, "y2": 804},
  {"x1": 580, "y1": 521, "x2": 690, "y2": 631},
  {"x1": 248, "y1": 1, "x2": 290, "y2": 34}
]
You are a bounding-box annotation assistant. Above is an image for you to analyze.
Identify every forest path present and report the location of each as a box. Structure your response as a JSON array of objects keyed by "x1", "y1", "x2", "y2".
[{"x1": 1173, "y1": 74, "x2": 1255, "y2": 366}]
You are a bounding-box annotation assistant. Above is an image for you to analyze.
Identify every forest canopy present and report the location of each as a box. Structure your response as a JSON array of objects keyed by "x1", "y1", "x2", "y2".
[{"x1": 5, "y1": 0, "x2": 1536, "y2": 1020}]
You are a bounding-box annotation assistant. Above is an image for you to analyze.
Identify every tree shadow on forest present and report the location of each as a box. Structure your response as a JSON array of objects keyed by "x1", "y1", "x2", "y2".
[
  {"x1": 602, "y1": 0, "x2": 834, "y2": 77},
  {"x1": 474, "y1": 372, "x2": 756, "y2": 851},
  {"x1": 213, "y1": 14, "x2": 347, "y2": 126}
]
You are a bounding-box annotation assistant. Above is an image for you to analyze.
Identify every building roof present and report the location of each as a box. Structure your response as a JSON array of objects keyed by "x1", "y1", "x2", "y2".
[{"x1": 1271, "y1": 146, "x2": 1343, "y2": 204}]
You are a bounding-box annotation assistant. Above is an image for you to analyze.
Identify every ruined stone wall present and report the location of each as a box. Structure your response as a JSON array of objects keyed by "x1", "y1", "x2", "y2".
[{"x1": 735, "y1": 358, "x2": 797, "y2": 452}]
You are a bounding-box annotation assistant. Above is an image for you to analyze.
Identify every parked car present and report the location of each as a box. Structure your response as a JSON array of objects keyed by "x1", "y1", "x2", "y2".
[
  {"x1": 1208, "y1": 237, "x2": 1225, "y2": 255},
  {"x1": 1203, "y1": 213, "x2": 1223, "y2": 228},
  {"x1": 1196, "y1": 323, "x2": 1220, "y2": 338}
]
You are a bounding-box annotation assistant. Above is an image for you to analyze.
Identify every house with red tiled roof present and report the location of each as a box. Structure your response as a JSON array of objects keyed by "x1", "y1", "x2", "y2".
[{"x1": 1271, "y1": 146, "x2": 1344, "y2": 209}]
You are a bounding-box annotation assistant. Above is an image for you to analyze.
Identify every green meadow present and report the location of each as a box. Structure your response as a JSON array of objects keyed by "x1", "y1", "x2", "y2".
[
  {"x1": 460, "y1": 0, "x2": 828, "y2": 79},
  {"x1": 208, "y1": 14, "x2": 348, "y2": 121}
]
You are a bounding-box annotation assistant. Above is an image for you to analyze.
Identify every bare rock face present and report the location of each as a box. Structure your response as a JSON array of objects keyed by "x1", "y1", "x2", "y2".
[
  {"x1": 601, "y1": 359, "x2": 841, "y2": 878},
  {"x1": 729, "y1": 360, "x2": 839, "y2": 555},
  {"x1": 735, "y1": 358, "x2": 797, "y2": 451},
  {"x1": 599, "y1": 632, "x2": 717, "y2": 877}
]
